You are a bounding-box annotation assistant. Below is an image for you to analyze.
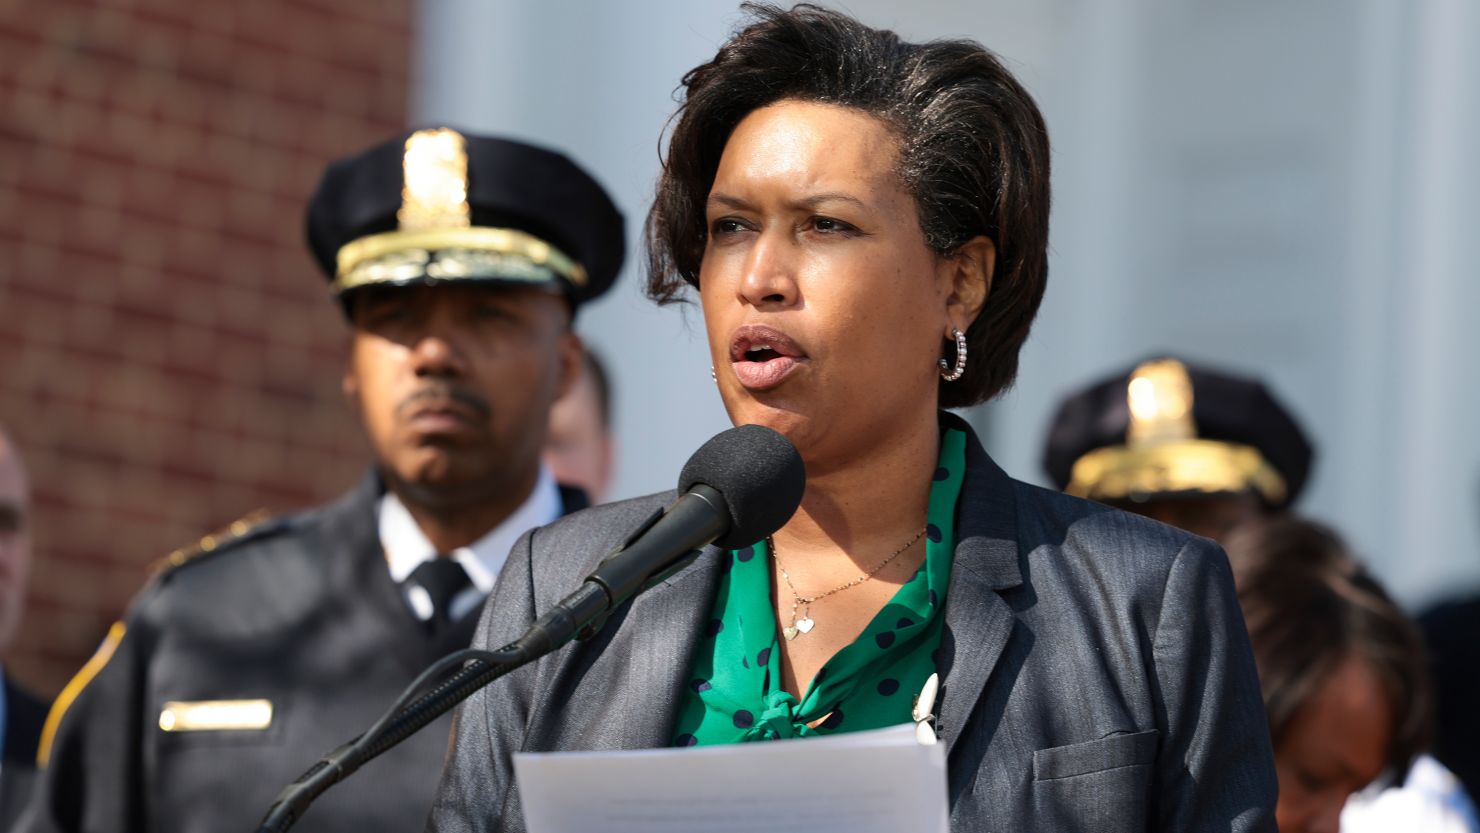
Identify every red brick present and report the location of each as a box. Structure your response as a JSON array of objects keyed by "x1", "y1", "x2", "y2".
[{"x1": 1, "y1": 0, "x2": 409, "y2": 695}]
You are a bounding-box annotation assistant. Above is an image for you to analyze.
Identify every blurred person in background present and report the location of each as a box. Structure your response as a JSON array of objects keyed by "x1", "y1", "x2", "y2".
[
  {"x1": 0, "y1": 426, "x2": 48, "y2": 828},
  {"x1": 1417, "y1": 496, "x2": 1480, "y2": 802},
  {"x1": 542, "y1": 347, "x2": 615, "y2": 503},
  {"x1": 1223, "y1": 516, "x2": 1477, "y2": 833},
  {"x1": 1045, "y1": 355, "x2": 1477, "y2": 830},
  {"x1": 1043, "y1": 355, "x2": 1314, "y2": 542},
  {"x1": 20, "y1": 128, "x2": 624, "y2": 833}
]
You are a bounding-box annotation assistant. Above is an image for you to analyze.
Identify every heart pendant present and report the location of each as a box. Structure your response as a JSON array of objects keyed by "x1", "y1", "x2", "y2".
[
  {"x1": 795, "y1": 617, "x2": 815, "y2": 634},
  {"x1": 783, "y1": 626, "x2": 799, "y2": 641}
]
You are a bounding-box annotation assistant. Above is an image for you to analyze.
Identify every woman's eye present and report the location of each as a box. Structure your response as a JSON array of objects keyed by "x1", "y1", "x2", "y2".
[
  {"x1": 1295, "y1": 768, "x2": 1329, "y2": 792},
  {"x1": 711, "y1": 217, "x2": 748, "y2": 235},
  {"x1": 811, "y1": 216, "x2": 857, "y2": 234}
]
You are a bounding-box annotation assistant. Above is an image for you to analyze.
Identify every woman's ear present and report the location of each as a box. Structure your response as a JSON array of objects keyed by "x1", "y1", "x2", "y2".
[{"x1": 944, "y1": 235, "x2": 995, "y2": 330}]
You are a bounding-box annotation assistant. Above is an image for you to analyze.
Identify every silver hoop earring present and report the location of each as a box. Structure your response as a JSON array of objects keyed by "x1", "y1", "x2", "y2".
[
  {"x1": 939, "y1": 328, "x2": 967, "y2": 382},
  {"x1": 710, "y1": 366, "x2": 717, "y2": 382}
]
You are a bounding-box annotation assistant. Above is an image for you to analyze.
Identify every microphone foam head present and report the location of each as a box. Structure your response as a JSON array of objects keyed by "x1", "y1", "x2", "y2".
[{"x1": 678, "y1": 424, "x2": 806, "y2": 550}]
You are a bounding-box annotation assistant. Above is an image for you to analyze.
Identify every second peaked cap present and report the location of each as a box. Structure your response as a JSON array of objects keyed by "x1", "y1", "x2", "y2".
[
  {"x1": 1042, "y1": 357, "x2": 1315, "y2": 508},
  {"x1": 306, "y1": 128, "x2": 625, "y2": 307}
]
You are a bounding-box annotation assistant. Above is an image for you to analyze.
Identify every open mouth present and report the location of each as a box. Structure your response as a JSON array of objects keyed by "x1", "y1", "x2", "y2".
[{"x1": 728, "y1": 325, "x2": 806, "y2": 390}]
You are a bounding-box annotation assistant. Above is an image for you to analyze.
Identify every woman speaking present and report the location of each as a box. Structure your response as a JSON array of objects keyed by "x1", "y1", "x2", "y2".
[{"x1": 428, "y1": 5, "x2": 1276, "y2": 831}]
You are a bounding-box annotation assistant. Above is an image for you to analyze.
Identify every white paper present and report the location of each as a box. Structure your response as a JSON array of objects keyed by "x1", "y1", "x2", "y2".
[{"x1": 513, "y1": 724, "x2": 949, "y2": 833}]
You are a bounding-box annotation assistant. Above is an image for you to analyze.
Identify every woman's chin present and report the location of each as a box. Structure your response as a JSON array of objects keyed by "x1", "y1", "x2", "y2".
[{"x1": 721, "y1": 396, "x2": 812, "y2": 445}]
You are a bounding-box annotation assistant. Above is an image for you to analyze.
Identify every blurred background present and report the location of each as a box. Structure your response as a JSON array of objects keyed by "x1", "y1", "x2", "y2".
[{"x1": 2, "y1": 0, "x2": 1476, "y2": 697}]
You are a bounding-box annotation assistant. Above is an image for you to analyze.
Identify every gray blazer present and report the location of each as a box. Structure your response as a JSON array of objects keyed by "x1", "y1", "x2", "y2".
[{"x1": 427, "y1": 419, "x2": 1277, "y2": 832}]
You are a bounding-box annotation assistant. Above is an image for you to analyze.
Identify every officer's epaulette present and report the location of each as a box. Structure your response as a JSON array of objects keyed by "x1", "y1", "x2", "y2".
[{"x1": 152, "y1": 509, "x2": 285, "y2": 577}]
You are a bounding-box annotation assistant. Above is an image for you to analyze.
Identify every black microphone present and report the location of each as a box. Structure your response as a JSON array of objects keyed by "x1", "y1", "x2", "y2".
[
  {"x1": 255, "y1": 424, "x2": 805, "y2": 833},
  {"x1": 511, "y1": 423, "x2": 806, "y2": 658}
]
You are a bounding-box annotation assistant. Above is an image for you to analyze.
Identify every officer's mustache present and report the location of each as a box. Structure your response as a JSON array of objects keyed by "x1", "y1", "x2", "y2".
[{"x1": 395, "y1": 382, "x2": 492, "y2": 421}]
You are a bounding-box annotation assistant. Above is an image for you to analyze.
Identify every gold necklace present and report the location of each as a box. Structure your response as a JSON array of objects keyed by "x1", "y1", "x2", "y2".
[{"x1": 771, "y1": 527, "x2": 927, "y2": 641}]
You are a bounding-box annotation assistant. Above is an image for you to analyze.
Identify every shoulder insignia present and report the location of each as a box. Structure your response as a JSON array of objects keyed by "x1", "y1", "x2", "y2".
[
  {"x1": 39, "y1": 621, "x2": 127, "y2": 767},
  {"x1": 153, "y1": 509, "x2": 278, "y2": 576}
]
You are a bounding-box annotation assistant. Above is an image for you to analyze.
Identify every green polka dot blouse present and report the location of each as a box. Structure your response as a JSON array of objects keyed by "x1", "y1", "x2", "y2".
[{"x1": 671, "y1": 427, "x2": 967, "y2": 745}]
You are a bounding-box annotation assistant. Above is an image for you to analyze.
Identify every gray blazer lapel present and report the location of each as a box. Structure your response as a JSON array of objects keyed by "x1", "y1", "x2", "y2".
[
  {"x1": 606, "y1": 547, "x2": 724, "y2": 750},
  {"x1": 936, "y1": 416, "x2": 1023, "y2": 758},
  {"x1": 938, "y1": 559, "x2": 1016, "y2": 753}
]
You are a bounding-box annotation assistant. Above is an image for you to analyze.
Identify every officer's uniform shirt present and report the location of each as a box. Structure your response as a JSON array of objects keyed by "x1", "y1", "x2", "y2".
[{"x1": 381, "y1": 466, "x2": 561, "y2": 624}]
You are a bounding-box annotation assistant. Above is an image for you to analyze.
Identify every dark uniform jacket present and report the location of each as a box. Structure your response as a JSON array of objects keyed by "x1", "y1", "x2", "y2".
[
  {"x1": 1419, "y1": 596, "x2": 1480, "y2": 802},
  {"x1": 427, "y1": 416, "x2": 1278, "y2": 832},
  {"x1": 20, "y1": 472, "x2": 585, "y2": 833},
  {"x1": 2, "y1": 676, "x2": 48, "y2": 829}
]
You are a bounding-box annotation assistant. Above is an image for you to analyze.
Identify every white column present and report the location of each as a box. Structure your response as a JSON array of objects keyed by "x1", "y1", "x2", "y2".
[{"x1": 1385, "y1": 0, "x2": 1480, "y2": 602}]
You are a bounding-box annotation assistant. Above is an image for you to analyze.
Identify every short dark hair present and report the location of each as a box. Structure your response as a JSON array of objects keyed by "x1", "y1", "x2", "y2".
[
  {"x1": 1223, "y1": 516, "x2": 1433, "y2": 782},
  {"x1": 645, "y1": 3, "x2": 1051, "y2": 406}
]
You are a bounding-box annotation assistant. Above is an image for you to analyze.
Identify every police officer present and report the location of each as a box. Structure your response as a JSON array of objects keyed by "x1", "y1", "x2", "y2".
[
  {"x1": 543, "y1": 348, "x2": 615, "y2": 503},
  {"x1": 1042, "y1": 356, "x2": 1313, "y2": 541},
  {"x1": 21, "y1": 128, "x2": 624, "y2": 833}
]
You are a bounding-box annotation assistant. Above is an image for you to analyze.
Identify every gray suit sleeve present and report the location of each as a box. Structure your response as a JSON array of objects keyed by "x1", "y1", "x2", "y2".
[
  {"x1": 425, "y1": 527, "x2": 541, "y2": 833},
  {"x1": 1150, "y1": 538, "x2": 1278, "y2": 832}
]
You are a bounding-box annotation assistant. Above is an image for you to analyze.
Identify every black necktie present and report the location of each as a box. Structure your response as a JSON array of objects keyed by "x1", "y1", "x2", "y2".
[{"x1": 407, "y1": 558, "x2": 472, "y2": 631}]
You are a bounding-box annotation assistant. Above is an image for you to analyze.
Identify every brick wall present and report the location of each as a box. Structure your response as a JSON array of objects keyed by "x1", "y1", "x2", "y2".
[{"x1": 0, "y1": 0, "x2": 412, "y2": 696}]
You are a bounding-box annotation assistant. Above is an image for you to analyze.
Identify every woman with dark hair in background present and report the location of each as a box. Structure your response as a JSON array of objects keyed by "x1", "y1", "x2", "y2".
[
  {"x1": 1224, "y1": 516, "x2": 1477, "y2": 833},
  {"x1": 428, "y1": 5, "x2": 1275, "y2": 831}
]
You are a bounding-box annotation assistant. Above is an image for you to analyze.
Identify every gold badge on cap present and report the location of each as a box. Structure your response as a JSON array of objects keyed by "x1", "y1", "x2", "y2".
[
  {"x1": 1126, "y1": 359, "x2": 1197, "y2": 446},
  {"x1": 332, "y1": 128, "x2": 588, "y2": 293},
  {"x1": 398, "y1": 127, "x2": 472, "y2": 232},
  {"x1": 1066, "y1": 358, "x2": 1288, "y2": 503}
]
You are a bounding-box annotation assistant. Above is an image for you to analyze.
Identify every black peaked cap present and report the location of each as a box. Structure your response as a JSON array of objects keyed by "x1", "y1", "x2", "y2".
[
  {"x1": 305, "y1": 129, "x2": 625, "y2": 307},
  {"x1": 1043, "y1": 357, "x2": 1316, "y2": 507}
]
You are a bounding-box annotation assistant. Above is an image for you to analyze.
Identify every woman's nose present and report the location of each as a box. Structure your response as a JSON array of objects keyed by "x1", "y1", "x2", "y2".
[{"x1": 738, "y1": 233, "x2": 799, "y2": 308}]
